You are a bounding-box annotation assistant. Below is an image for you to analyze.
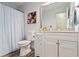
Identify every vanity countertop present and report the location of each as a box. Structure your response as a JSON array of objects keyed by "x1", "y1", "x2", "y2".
[{"x1": 37, "y1": 31, "x2": 79, "y2": 33}]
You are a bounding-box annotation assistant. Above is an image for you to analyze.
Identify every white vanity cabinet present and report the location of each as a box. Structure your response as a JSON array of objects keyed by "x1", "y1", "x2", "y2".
[{"x1": 35, "y1": 32, "x2": 78, "y2": 57}]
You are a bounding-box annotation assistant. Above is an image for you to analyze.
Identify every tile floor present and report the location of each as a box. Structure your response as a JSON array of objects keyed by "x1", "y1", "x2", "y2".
[{"x1": 2, "y1": 48, "x2": 34, "y2": 57}]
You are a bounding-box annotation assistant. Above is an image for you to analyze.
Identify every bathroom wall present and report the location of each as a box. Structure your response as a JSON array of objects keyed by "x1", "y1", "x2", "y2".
[
  {"x1": 17, "y1": 2, "x2": 71, "y2": 39},
  {"x1": 17, "y1": 2, "x2": 45, "y2": 39}
]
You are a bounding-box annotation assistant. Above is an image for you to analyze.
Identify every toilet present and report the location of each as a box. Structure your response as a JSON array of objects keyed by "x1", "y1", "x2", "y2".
[{"x1": 18, "y1": 40, "x2": 31, "y2": 56}]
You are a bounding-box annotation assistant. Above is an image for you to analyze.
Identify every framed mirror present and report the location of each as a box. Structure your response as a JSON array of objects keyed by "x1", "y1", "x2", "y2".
[{"x1": 40, "y1": 2, "x2": 74, "y2": 31}]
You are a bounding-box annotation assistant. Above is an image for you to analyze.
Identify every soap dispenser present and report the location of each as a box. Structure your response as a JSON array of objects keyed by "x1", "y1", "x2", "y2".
[{"x1": 49, "y1": 25, "x2": 53, "y2": 32}]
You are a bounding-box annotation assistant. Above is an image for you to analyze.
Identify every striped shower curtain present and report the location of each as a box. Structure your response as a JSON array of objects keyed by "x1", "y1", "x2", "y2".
[{"x1": 0, "y1": 3, "x2": 25, "y2": 56}]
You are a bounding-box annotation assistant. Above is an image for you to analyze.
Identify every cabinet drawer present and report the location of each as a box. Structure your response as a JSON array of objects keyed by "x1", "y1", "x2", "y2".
[
  {"x1": 45, "y1": 32, "x2": 78, "y2": 36},
  {"x1": 45, "y1": 33, "x2": 78, "y2": 42}
]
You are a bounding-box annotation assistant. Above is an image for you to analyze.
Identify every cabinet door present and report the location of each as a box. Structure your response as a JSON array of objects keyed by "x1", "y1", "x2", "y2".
[
  {"x1": 59, "y1": 40, "x2": 77, "y2": 57},
  {"x1": 34, "y1": 35, "x2": 45, "y2": 57},
  {"x1": 45, "y1": 37, "x2": 57, "y2": 57}
]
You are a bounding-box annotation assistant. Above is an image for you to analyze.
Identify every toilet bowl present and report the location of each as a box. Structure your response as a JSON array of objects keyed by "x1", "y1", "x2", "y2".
[{"x1": 18, "y1": 40, "x2": 31, "y2": 56}]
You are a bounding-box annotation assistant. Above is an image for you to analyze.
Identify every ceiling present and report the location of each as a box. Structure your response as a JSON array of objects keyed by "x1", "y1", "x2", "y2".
[
  {"x1": 42, "y1": 2, "x2": 70, "y2": 11},
  {"x1": 1, "y1": 2, "x2": 26, "y2": 9},
  {"x1": 1, "y1": 2, "x2": 45, "y2": 12}
]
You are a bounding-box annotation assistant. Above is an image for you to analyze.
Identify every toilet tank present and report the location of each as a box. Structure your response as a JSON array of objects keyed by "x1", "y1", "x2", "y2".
[
  {"x1": 26, "y1": 32, "x2": 35, "y2": 41},
  {"x1": 26, "y1": 32, "x2": 35, "y2": 49}
]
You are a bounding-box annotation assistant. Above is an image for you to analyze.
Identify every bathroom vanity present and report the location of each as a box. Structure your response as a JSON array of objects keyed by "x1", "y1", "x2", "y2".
[
  {"x1": 34, "y1": 2, "x2": 79, "y2": 57},
  {"x1": 34, "y1": 32, "x2": 79, "y2": 57}
]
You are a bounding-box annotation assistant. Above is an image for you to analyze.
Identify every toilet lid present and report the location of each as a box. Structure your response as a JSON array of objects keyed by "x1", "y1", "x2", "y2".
[{"x1": 18, "y1": 40, "x2": 31, "y2": 45}]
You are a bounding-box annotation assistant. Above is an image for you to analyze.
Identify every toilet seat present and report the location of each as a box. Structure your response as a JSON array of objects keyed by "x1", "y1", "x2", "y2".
[{"x1": 18, "y1": 40, "x2": 31, "y2": 47}]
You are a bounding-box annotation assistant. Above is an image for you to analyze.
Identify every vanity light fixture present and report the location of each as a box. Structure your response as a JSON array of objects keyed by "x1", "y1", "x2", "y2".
[{"x1": 41, "y1": 2, "x2": 55, "y2": 6}]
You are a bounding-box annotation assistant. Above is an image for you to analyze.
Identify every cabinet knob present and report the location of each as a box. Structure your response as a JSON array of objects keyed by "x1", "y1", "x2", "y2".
[
  {"x1": 33, "y1": 36, "x2": 35, "y2": 38},
  {"x1": 36, "y1": 56, "x2": 40, "y2": 57}
]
